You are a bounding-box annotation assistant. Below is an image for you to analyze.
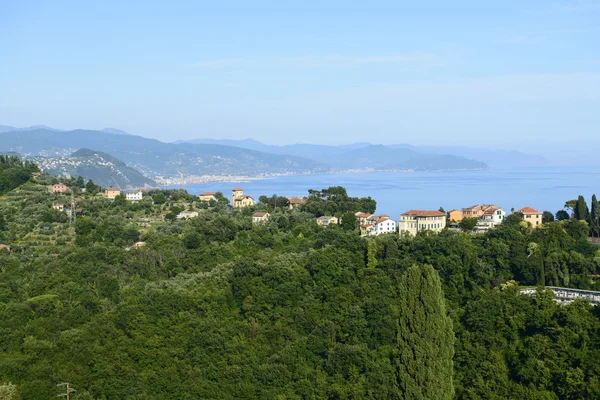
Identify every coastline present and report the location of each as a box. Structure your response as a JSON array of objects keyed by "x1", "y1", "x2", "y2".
[{"x1": 154, "y1": 167, "x2": 489, "y2": 186}]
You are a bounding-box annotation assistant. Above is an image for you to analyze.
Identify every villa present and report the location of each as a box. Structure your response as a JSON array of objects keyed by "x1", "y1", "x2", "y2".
[
  {"x1": 232, "y1": 188, "x2": 255, "y2": 208},
  {"x1": 398, "y1": 210, "x2": 446, "y2": 236},
  {"x1": 515, "y1": 207, "x2": 543, "y2": 227}
]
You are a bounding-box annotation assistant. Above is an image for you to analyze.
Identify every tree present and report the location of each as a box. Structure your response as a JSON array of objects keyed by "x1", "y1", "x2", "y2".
[
  {"x1": 573, "y1": 196, "x2": 589, "y2": 221},
  {"x1": 76, "y1": 175, "x2": 85, "y2": 188},
  {"x1": 214, "y1": 192, "x2": 230, "y2": 206},
  {"x1": 542, "y1": 211, "x2": 555, "y2": 224},
  {"x1": 590, "y1": 194, "x2": 600, "y2": 236},
  {"x1": 438, "y1": 206, "x2": 446, "y2": 214},
  {"x1": 459, "y1": 217, "x2": 478, "y2": 233},
  {"x1": 396, "y1": 265, "x2": 454, "y2": 400},
  {"x1": 564, "y1": 199, "x2": 577, "y2": 214},
  {"x1": 556, "y1": 210, "x2": 570, "y2": 221},
  {"x1": 341, "y1": 212, "x2": 357, "y2": 231},
  {"x1": 153, "y1": 192, "x2": 167, "y2": 205}
]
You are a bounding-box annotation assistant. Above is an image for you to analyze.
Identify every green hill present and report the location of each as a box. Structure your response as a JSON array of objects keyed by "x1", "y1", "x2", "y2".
[
  {"x1": 0, "y1": 154, "x2": 39, "y2": 194},
  {"x1": 31, "y1": 148, "x2": 157, "y2": 189}
]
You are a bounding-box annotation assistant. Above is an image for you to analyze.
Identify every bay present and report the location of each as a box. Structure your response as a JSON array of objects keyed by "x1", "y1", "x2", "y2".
[{"x1": 173, "y1": 166, "x2": 600, "y2": 218}]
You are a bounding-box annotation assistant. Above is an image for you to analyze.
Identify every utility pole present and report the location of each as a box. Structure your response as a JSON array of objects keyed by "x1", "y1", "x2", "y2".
[{"x1": 57, "y1": 382, "x2": 75, "y2": 400}]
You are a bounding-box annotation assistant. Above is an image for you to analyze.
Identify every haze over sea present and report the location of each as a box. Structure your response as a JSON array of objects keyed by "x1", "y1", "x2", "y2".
[{"x1": 175, "y1": 166, "x2": 599, "y2": 218}]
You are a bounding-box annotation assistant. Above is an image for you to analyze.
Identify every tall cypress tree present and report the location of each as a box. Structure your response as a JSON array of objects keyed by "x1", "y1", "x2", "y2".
[
  {"x1": 396, "y1": 265, "x2": 454, "y2": 399},
  {"x1": 591, "y1": 194, "x2": 600, "y2": 236},
  {"x1": 574, "y1": 195, "x2": 589, "y2": 221}
]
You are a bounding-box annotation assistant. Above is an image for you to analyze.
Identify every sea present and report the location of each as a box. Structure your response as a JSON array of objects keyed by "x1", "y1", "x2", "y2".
[{"x1": 172, "y1": 166, "x2": 600, "y2": 218}]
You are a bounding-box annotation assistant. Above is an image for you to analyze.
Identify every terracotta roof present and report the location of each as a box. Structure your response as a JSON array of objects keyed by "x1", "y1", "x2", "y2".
[
  {"x1": 402, "y1": 210, "x2": 445, "y2": 217},
  {"x1": 516, "y1": 207, "x2": 541, "y2": 214},
  {"x1": 253, "y1": 212, "x2": 268, "y2": 217},
  {"x1": 380, "y1": 214, "x2": 389, "y2": 217},
  {"x1": 199, "y1": 192, "x2": 215, "y2": 196},
  {"x1": 0, "y1": 244, "x2": 10, "y2": 251},
  {"x1": 376, "y1": 217, "x2": 390, "y2": 224},
  {"x1": 361, "y1": 224, "x2": 373, "y2": 228},
  {"x1": 483, "y1": 206, "x2": 499, "y2": 216},
  {"x1": 232, "y1": 187, "x2": 243, "y2": 191},
  {"x1": 448, "y1": 209, "x2": 460, "y2": 213},
  {"x1": 234, "y1": 195, "x2": 253, "y2": 201}
]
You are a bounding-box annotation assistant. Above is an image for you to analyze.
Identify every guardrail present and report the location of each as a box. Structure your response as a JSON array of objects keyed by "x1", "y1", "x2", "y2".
[{"x1": 520, "y1": 286, "x2": 600, "y2": 306}]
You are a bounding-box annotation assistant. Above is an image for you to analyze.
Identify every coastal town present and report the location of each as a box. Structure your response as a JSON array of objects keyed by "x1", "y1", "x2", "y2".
[{"x1": 9, "y1": 177, "x2": 549, "y2": 245}]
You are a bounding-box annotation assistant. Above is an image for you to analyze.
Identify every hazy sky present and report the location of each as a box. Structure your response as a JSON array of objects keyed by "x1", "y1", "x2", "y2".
[{"x1": 1, "y1": 0, "x2": 599, "y2": 150}]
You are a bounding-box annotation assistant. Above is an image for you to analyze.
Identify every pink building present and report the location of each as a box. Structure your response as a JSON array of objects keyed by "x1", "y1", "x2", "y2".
[{"x1": 51, "y1": 184, "x2": 69, "y2": 193}]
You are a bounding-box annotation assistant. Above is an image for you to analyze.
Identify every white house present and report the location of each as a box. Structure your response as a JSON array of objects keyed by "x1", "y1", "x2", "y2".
[
  {"x1": 252, "y1": 212, "x2": 270, "y2": 224},
  {"x1": 126, "y1": 191, "x2": 143, "y2": 202},
  {"x1": 474, "y1": 206, "x2": 506, "y2": 234},
  {"x1": 370, "y1": 216, "x2": 397, "y2": 236}
]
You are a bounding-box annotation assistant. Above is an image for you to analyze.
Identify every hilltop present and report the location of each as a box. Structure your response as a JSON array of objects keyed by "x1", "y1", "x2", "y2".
[{"x1": 30, "y1": 148, "x2": 157, "y2": 189}]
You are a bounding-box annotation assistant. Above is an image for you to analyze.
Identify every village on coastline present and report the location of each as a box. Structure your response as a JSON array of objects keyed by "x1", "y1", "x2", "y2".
[{"x1": 44, "y1": 180, "x2": 545, "y2": 239}]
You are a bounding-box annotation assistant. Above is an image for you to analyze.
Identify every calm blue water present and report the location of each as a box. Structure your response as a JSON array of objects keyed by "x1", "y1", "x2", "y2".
[{"x1": 173, "y1": 167, "x2": 600, "y2": 218}]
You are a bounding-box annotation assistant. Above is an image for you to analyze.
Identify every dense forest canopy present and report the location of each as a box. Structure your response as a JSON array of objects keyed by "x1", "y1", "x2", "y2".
[{"x1": 1, "y1": 160, "x2": 600, "y2": 399}]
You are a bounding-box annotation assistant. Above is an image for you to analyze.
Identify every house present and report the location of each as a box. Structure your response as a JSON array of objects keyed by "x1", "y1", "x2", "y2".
[
  {"x1": 0, "y1": 244, "x2": 10, "y2": 253},
  {"x1": 448, "y1": 209, "x2": 464, "y2": 222},
  {"x1": 370, "y1": 216, "x2": 397, "y2": 236},
  {"x1": 176, "y1": 210, "x2": 199, "y2": 220},
  {"x1": 473, "y1": 206, "x2": 506, "y2": 234},
  {"x1": 515, "y1": 207, "x2": 543, "y2": 227},
  {"x1": 462, "y1": 204, "x2": 497, "y2": 219},
  {"x1": 316, "y1": 216, "x2": 339, "y2": 227},
  {"x1": 31, "y1": 172, "x2": 41, "y2": 179},
  {"x1": 360, "y1": 224, "x2": 374, "y2": 236},
  {"x1": 232, "y1": 188, "x2": 255, "y2": 208},
  {"x1": 398, "y1": 210, "x2": 447, "y2": 236},
  {"x1": 52, "y1": 203, "x2": 65, "y2": 212},
  {"x1": 355, "y1": 212, "x2": 377, "y2": 225},
  {"x1": 125, "y1": 191, "x2": 143, "y2": 202},
  {"x1": 287, "y1": 197, "x2": 307, "y2": 209},
  {"x1": 50, "y1": 184, "x2": 68, "y2": 193},
  {"x1": 252, "y1": 212, "x2": 270, "y2": 224},
  {"x1": 199, "y1": 192, "x2": 217, "y2": 202},
  {"x1": 481, "y1": 206, "x2": 506, "y2": 224},
  {"x1": 105, "y1": 187, "x2": 121, "y2": 200}
]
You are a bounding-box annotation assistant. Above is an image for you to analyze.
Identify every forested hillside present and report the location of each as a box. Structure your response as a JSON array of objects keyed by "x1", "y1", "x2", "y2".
[
  {"x1": 0, "y1": 155, "x2": 39, "y2": 195},
  {"x1": 1, "y1": 170, "x2": 600, "y2": 399}
]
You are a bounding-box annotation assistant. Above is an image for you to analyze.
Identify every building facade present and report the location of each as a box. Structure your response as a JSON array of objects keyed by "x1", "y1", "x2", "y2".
[
  {"x1": 105, "y1": 187, "x2": 121, "y2": 200},
  {"x1": 370, "y1": 217, "x2": 397, "y2": 236},
  {"x1": 50, "y1": 184, "x2": 68, "y2": 193},
  {"x1": 448, "y1": 209, "x2": 464, "y2": 222},
  {"x1": 252, "y1": 212, "x2": 270, "y2": 224},
  {"x1": 126, "y1": 191, "x2": 143, "y2": 202},
  {"x1": 398, "y1": 210, "x2": 446, "y2": 235},
  {"x1": 515, "y1": 207, "x2": 543, "y2": 227},
  {"x1": 199, "y1": 192, "x2": 217, "y2": 202},
  {"x1": 232, "y1": 188, "x2": 255, "y2": 208},
  {"x1": 316, "y1": 216, "x2": 338, "y2": 227}
]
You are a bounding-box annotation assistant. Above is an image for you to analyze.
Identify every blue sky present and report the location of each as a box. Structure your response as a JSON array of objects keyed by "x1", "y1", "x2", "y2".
[{"x1": 1, "y1": 0, "x2": 599, "y2": 152}]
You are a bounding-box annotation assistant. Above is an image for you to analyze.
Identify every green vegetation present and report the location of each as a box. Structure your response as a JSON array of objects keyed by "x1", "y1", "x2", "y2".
[
  {"x1": 0, "y1": 155, "x2": 39, "y2": 194},
  {"x1": 396, "y1": 265, "x2": 454, "y2": 399},
  {"x1": 2, "y1": 161, "x2": 600, "y2": 399}
]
